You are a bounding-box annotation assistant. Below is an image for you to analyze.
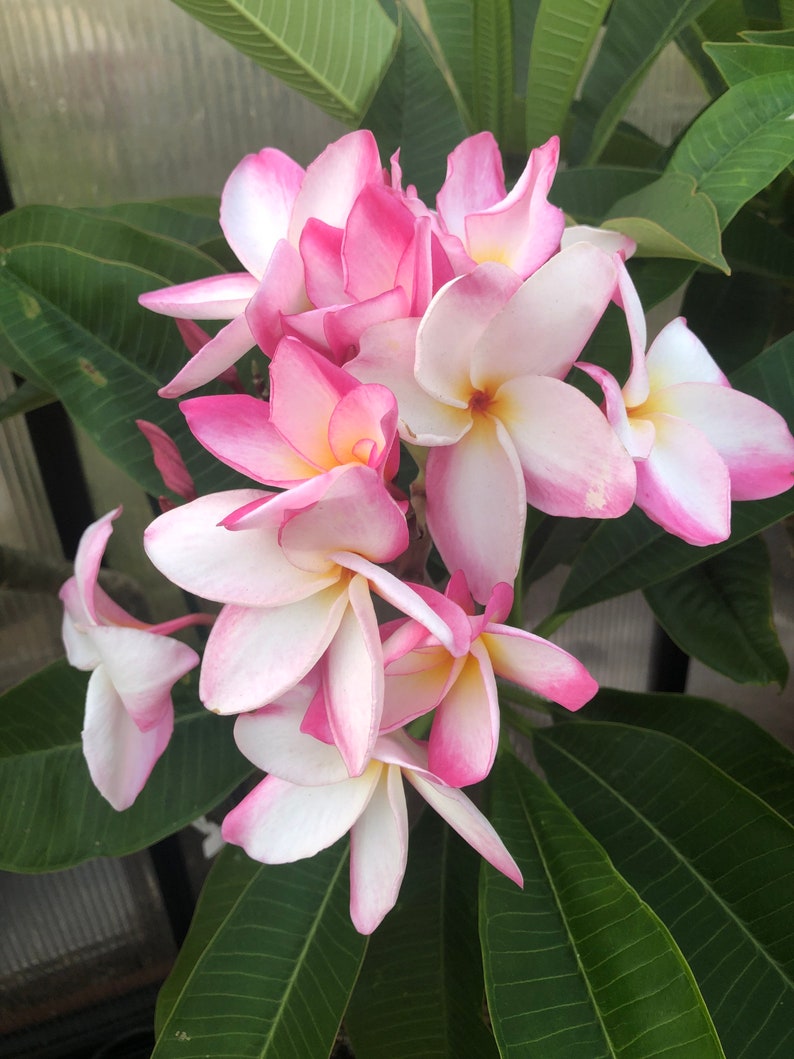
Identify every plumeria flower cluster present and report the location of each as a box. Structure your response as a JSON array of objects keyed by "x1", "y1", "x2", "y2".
[{"x1": 61, "y1": 129, "x2": 794, "y2": 933}]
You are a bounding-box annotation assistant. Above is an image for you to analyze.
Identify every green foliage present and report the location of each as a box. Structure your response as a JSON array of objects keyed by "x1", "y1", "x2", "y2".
[{"x1": 0, "y1": 661, "x2": 251, "y2": 871}]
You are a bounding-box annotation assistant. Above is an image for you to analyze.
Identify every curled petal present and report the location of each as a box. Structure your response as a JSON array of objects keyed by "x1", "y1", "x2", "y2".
[
  {"x1": 71, "y1": 507, "x2": 121, "y2": 624},
  {"x1": 245, "y1": 240, "x2": 309, "y2": 359},
  {"x1": 343, "y1": 184, "x2": 416, "y2": 303},
  {"x1": 82, "y1": 667, "x2": 173, "y2": 811},
  {"x1": 577, "y1": 362, "x2": 655, "y2": 460},
  {"x1": 350, "y1": 766, "x2": 408, "y2": 933},
  {"x1": 645, "y1": 317, "x2": 729, "y2": 394},
  {"x1": 222, "y1": 765, "x2": 381, "y2": 864},
  {"x1": 159, "y1": 314, "x2": 255, "y2": 399},
  {"x1": 436, "y1": 132, "x2": 507, "y2": 239},
  {"x1": 136, "y1": 420, "x2": 197, "y2": 500},
  {"x1": 381, "y1": 646, "x2": 458, "y2": 731},
  {"x1": 300, "y1": 219, "x2": 346, "y2": 306}
]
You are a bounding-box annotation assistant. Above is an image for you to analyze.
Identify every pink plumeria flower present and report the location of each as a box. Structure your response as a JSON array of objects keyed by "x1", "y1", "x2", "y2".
[
  {"x1": 139, "y1": 130, "x2": 385, "y2": 396},
  {"x1": 350, "y1": 242, "x2": 636, "y2": 601},
  {"x1": 178, "y1": 336, "x2": 400, "y2": 488},
  {"x1": 580, "y1": 318, "x2": 794, "y2": 544},
  {"x1": 434, "y1": 132, "x2": 565, "y2": 279},
  {"x1": 222, "y1": 678, "x2": 522, "y2": 934},
  {"x1": 376, "y1": 572, "x2": 597, "y2": 787},
  {"x1": 144, "y1": 466, "x2": 463, "y2": 777},
  {"x1": 59, "y1": 507, "x2": 212, "y2": 810}
]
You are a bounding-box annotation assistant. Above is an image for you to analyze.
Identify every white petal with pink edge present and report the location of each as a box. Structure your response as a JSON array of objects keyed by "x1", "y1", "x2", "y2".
[
  {"x1": 158, "y1": 314, "x2": 255, "y2": 399},
  {"x1": 481, "y1": 626, "x2": 597, "y2": 711},
  {"x1": 233, "y1": 702, "x2": 350, "y2": 786},
  {"x1": 436, "y1": 132, "x2": 507, "y2": 240},
  {"x1": 495, "y1": 375, "x2": 636, "y2": 518},
  {"x1": 645, "y1": 318, "x2": 729, "y2": 393},
  {"x1": 139, "y1": 273, "x2": 258, "y2": 318},
  {"x1": 350, "y1": 766, "x2": 409, "y2": 934}
]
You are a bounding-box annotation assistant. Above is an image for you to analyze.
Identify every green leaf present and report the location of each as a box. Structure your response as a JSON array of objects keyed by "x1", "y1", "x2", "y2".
[
  {"x1": 168, "y1": 0, "x2": 396, "y2": 124},
  {"x1": 573, "y1": 687, "x2": 794, "y2": 825},
  {"x1": 0, "y1": 378, "x2": 55, "y2": 420},
  {"x1": 0, "y1": 206, "x2": 240, "y2": 497},
  {"x1": 644, "y1": 535, "x2": 789, "y2": 685},
  {"x1": 603, "y1": 172, "x2": 729, "y2": 271},
  {"x1": 669, "y1": 70, "x2": 794, "y2": 228},
  {"x1": 481, "y1": 753, "x2": 724, "y2": 1058},
  {"x1": 722, "y1": 208, "x2": 794, "y2": 284},
  {"x1": 362, "y1": 4, "x2": 469, "y2": 199},
  {"x1": 156, "y1": 844, "x2": 260, "y2": 1036},
  {"x1": 740, "y1": 28, "x2": 794, "y2": 45},
  {"x1": 79, "y1": 200, "x2": 222, "y2": 246},
  {"x1": 680, "y1": 270, "x2": 778, "y2": 375},
  {"x1": 570, "y1": 0, "x2": 716, "y2": 164},
  {"x1": 422, "y1": 0, "x2": 476, "y2": 118},
  {"x1": 472, "y1": 0, "x2": 513, "y2": 143},
  {"x1": 345, "y1": 811, "x2": 497, "y2": 1059},
  {"x1": 152, "y1": 842, "x2": 367, "y2": 1059},
  {"x1": 554, "y1": 330, "x2": 794, "y2": 615},
  {"x1": 0, "y1": 660, "x2": 251, "y2": 872},
  {"x1": 550, "y1": 167, "x2": 659, "y2": 225},
  {"x1": 535, "y1": 722, "x2": 794, "y2": 1056},
  {"x1": 525, "y1": 0, "x2": 611, "y2": 149},
  {"x1": 704, "y1": 42, "x2": 794, "y2": 85}
]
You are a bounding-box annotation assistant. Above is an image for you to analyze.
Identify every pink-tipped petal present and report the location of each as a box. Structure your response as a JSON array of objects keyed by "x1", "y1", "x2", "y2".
[
  {"x1": 428, "y1": 639, "x2": 499, "y2": 787},
  {"x1": 577, "y1": 362, "x2": 655, "y2": 460},
  {"x1": 139, "y1": 273, "x2": 258, "y2": 319},
  {"x1": 405, "y1": 769, "x2": 523, "y2": 887},
  {"x1": 343, "y1": 184, "x2": 416, "y2": 303},
  {"x1": 561, "y1": 225, "x2": 637, "y2": 259},
  {"x1": 159, "y1": 313, "x2": 255, "y2": 399},
  {"x1": 645, "y1": 383, "x2": 794, "y2": 501},
  {"x1": 89, "y1": 624, "x2": 198, "y2": 731},
  {"x1": 82, "y1": 666, "x2": 173, "y2": 811},
  {"x1": 222, "y1": 765, "x2": 381, "y2": 863},
  {"x1": 613, "y1": 257, "x2": 649, "y2": 408},
  {"x1": 471, "y1": 242, "x2": 618, "y2": 390},
  {"x1": 635, "y1": 413, "x2": 731, "y2": 545},
  {"x1": 324, "y1": 288, "x2": 410, "y2": 366},
  {"x1": 220, "y1": 148, "x2": 304, "y2": 277},
  {"x1": 245, "y1": 240, "x2": 309, "y2": 359},
  {"x1": 300, "y1": 218, "x2": 346, "y2": 306},
  {"x1": 381, "y1": 645, "x2": 457, "y2": 731},
  {"x1": 495, "y1": 375, "x2": 636, "y2": 518},
  {"x1": 136, "y1": 420, "x2": 196, "y2": 501},
  {"x1": 60, "y1": 582, "x2": 101, "y2": 668},
  {"x1": 200, "y1": 584, "x2": 349, "y2": 714},
  {"x1": 425, "y1": 415, "x2": 526, "y2": 603},
  {"x1": 481, "y1": 626, "x2": 598, "y2": 711},
  {"x1": 327, "y1": 384, "x2": 398, "y2": 471},
  {"x1": 436, "y1": 132, "x2": 507, "y2": 239},
  {"x1": 71, "y1": 508, "x2": 121, "y2": 624},
  {"x1": 645, "y1": 318, "x2": 729, "y2": 392},
  {"x1": 349, "y1": 766, "x2": 408, "y2": 933}
]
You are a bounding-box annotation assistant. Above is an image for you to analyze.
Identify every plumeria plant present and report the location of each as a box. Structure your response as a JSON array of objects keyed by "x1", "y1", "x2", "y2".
[{"x1": 2, "y1": 1, "x2": 794, "y2": 1056}]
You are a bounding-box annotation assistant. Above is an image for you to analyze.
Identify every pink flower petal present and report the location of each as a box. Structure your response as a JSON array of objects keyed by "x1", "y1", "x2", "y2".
[
  {"x1": 327, "y1": 384, "x2": 398, "y2": 471},
  {"x1": 561, "y1": 225, "x2": 636, "y2": 259},
  {"x1": 471, "y1": 242, "x2": 618, "y2": 391},
  {"x1": 245, "y1": 239, "x2": 309, "y2": 358},
  {"x1": 577, "y1": 362, "x2": 655, "y2": 460},
  {"x1": 481, "y1": 626, "x2": 598, "y2": 711},
  {"x1": 425, "y1": 414, "x2": 526, "y2": 603},
  {"x1": 138, "y1": 273, "x2": 258, "y2": 319},
  {"x1": 635, "y1": 413, "x2": 731, "y2": 545},
  {"x1": 381, "y1": 645, "x2": 457, "y2": 731},
  {"x1": 71, "y1": 508, "x2": 121, "y2": 624},
  {"x1": 645, "y1": 318, "x2": 729, "y2": 394},
  {"x1": 158, "y1": 313, "x2": 255, "y2": 399},
  {"x1": 405, "y1": 768, "x2": 522, "y2": 887},
  {"x1": 300, "y1": 218, "x2": 346, "y2": 306},
  {"x1": 323, "y1": 287, "x2": 410, "y2": 366},
  {"x1": 136, "y1": 420, "x2": 196, "y2": 500},
  {"x1": 350, "y1": 766, "x2": 409, "y2": 933},
  {"x1": 495, "y1": 375, "x2": 636, "y2": 518},
  {"x1": 436, "y1": 132, "x2": 507, "y2": 239},
  {"x1": 82, "y1": 666, "x2": 173, "y2": 811},
  {"x1": 428, "y1": 639, "x2": 499, "y2": 787},
  {"x1": 222, "y1": 765, "x2": 381, "y2": 863},
  {"x1": 645, "y1": 382, "x2": 794, "y2": 502},
  {"x1": 200, "y1": 584, "x2": 349, "y2": 714},
  {"x1": 323, "y1": 575, "x2": 384, "y2": 776},
  {"x1": 220, "y1": 147, "x2": 305, "y2": 277},
  {"x1": 60, "y1": 582, "x2": 101, "y2": 668},
  {"x1": 343, "y1": 184, "x2": 416, "y2": 303},
  {"x1": 416, "y1": 263, "x2": 523, "y2": 406}
]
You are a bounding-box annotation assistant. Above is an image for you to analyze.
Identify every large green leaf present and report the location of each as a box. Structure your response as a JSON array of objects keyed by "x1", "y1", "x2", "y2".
[
  {"x1": 480, "y1": 753, "x2": 723, "y2": 1058},
  {"x1": 80, "y1": 200, "x2": 222, "y2": 246},
  {"x1": 525, "y1": 0, "x2": 611, "y2": 148},
  {"x1": 550, "y1": 167, "x2": 659, "y2": 225},
  {"x1": 670, "y1": 69, "x2": 794, "y2": 228},
  {"x1": 362, "y1": 4, "x2": 469, "y2": 200},
  {"x1": 0, "y1": 206, "x2": 241, "y2": 497},
  {"x1": 602, "y1": 172, "x2": 728, "y2": 271},
  {"x1": 168, "y1": 0, "x2": 396, "y2": 124},
  {"x1": 704, "y1": 41, "x2": 794, "y2": 85},
  {"x1": 152, "y1": 842, "x2": 367, "y2": 1059},
  {"x1": 472, "y1": 0, "x2": 513, "y2": 143},
  {"x1": 535, "y1": 722, "x2": 794, "y2": 1056},
  {"x1": 740, "y1": 28, "x2": 794, "y2": 45},
  {"x1": 0, "y1": 660, "x2": 251, "y2": 872},
  {"x1": 553, "y1": 331, "x2": 794, "y2": 616},
  {"x1": 345, "y1": 811, "x2": 497, "y2": 1059},
  {"x1": 644, "y1": 535, "x2": 789, "y2": 685},
  {"x1": 680, "y1": 271, "x2": 777, "y2": 376},
  {"x1": 573, "y1": 687, "x2": 794, "y2": 824},
  {"x1": 422, "y1": 0, "x2": 476, "y2": 119},
  {"x1": 156, "y1": 844, "x2": 260, "y2": 1035},
  {"x1": 570, "y1": 0, "x2": 715, "y2": 164},
  {"x1": 722, "y1": 208, "x2": 794, "y2": 284}
]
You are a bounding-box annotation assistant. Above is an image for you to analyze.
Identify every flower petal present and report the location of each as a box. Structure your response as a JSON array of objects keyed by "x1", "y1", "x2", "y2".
[
  {"x1": 71, "y1": 507, "x2": 121, "y2": 624},
  {"x1": 425, "y1": 414, "x2": 526, "y2": 603},
  {"x1": 136, "y1": 420, "x2": 197, "y2": 500},
  {"x1": 234, "y1": 700, "x2": 349, "y2": 785},
  {"x1": 436, "y1": 132, "x2": 507, "y2": 240},
  {"x1": 481, "y1": 626, "x2": 598, "y2": 711},
  {"x1": 245, "y1": 239, "x2": 309, "y2": 359},
  {"x1": 645, "y1": 317, "x2": 729, "y2": 392},
  {"x1": 222, "y1": 765, "x2": 381, "y2": 863},
  {"x1": 82, "y1": 666, "x2": 173, "y2": 811},
  {"x1": 158, "y1": 314, "x2": 255, "y2": 399},
  {"x1": 138, "y1": 273, "x2": 259, "y2": 319},
  {"x1": 495, "y1": 375, "x2": 636, "y2": 518},
  {"x1": 349, "y1": 766, "x2": 408, "y2": 933}
]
